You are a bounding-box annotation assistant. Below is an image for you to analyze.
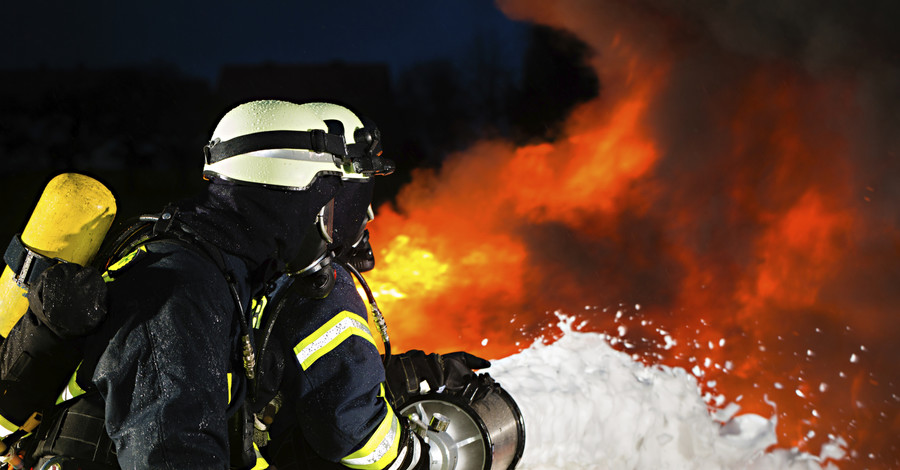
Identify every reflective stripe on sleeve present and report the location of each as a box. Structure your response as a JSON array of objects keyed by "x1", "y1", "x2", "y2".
[
  {"x1": 292, "y1": 311, "x2": 376, "y2": 370},
  {"x1": 340, "y1": 387, "x2": 402, "y2": 470},
  {"x1": 386, "y1": 433, "x2": 419, "y2": 470}
]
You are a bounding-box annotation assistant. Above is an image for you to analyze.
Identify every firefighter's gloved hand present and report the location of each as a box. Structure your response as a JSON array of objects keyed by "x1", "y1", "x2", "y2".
[
  {"x1": 441, "y1": 351, "x2": 491, "y2": 370},
  {"x1": 384, "y1": 350, "x2": 491, "y2": 408},
  {"x1": 385, "y1": 350, "x2": 442, "y2": 405},
  {"x1": 27, "y1": 262, "x2": 108, "y2": 339},
  {"x1": 440, "y1": 351, "x2": 490, "y2": 393}
]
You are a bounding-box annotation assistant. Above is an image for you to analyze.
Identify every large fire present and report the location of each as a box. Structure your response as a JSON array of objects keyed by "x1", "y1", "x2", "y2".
[{"x1": 363, "y1": 1, "x2": 898, "y2": 468}]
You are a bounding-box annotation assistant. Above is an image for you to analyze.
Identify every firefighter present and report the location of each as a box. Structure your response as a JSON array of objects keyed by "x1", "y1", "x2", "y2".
[
  {"x1": 247, "y1": 104, "x2": 432, "y2": 469},
  {"x1": 249, "y1": 104, "x2": 495, "y2": 470},
  {"x1": 0, "y1": 99, "x2": 490, "y2": 469},
  {"x1": 43, "y1": 99, "x2": 357, "y2": 469}
]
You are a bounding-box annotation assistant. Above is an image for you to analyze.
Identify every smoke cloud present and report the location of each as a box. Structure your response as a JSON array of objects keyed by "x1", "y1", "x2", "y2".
[{"x1": 366, "y1": 0, "x2": 899, "y2": 466}]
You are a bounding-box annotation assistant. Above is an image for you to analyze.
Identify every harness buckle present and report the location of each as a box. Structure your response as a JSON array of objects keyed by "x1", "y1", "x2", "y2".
[
  {"x1": 15, "y1": 249, "x2": 37, "y2": 288},
  {"x1": 4, "y1": 234, "x2": 59, "y2": 289}
]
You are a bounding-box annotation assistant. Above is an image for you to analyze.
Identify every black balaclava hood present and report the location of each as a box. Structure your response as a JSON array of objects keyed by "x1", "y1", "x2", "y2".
[
  {"x1": 283, "y1": 178, "x2": 374, "y2": 273},
  {"x1": 329, "y1": 179, "x2": 375, "y2": 261},
  {"x1": 173, "y1": 175, "x2": 341, "y2": 291}
]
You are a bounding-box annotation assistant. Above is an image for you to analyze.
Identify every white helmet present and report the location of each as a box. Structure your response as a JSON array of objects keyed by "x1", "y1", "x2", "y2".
[
  {"x1": 202, "y1": 99, "x2": 349, "y2": 190},
  {"x1": 299, "y1": 102, "x2": 394, "y2": 180}
]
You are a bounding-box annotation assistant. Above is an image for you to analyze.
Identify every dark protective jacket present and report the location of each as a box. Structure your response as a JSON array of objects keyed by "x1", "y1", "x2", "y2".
[
  {"x1": 88, "y1": 240, "x2": 241, "y2": 468},
  {"x1": 261, "y1": 265, "x2": 426, "y2": 469},
  {"x1": 80, "y1": 178, "x2": 340, "y2": 469}
]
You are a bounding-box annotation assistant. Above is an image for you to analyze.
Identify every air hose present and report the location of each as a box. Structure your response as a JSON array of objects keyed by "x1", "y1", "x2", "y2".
[{"x1": 341, "y1": 261, "x2": 391, "y2": 366}]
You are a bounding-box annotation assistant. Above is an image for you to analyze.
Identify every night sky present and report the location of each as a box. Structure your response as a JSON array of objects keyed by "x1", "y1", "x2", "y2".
[
  {"x1": 0, "y1": 1, "x2": 543, "y2": 233},
  {"x1": 3, "y1": 1, "x2": 529, "y2": 82}
]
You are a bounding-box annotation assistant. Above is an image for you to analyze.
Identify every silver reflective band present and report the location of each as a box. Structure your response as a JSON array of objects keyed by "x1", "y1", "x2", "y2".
[
  {"x1": 341, "y1": 412, "x2": 400, "y2": 468},
  {"x1": 14, "y1": 248, "x2": 38, "y2": 287},
  {"x1": 59, "y1": 382, "x2": 76, "y2": 403},
  {"x1": 0, "y1": 414, "x2": 18, "y2": 438},
  {"x1": 203, "y1": 148, "x2": 343, "y2": 191},
  {"x1": 250, "y1": 148, "x2": 337, "y2": 163},
  {"x1": 388, "y1": 433, "x2": 421, "y2": 470},
  {"x1": 386, "y1": 443, "x2": 409, "y2": 470},
  {"x1": 294, "y1": 312, "x2": 375, "y2": 370}
]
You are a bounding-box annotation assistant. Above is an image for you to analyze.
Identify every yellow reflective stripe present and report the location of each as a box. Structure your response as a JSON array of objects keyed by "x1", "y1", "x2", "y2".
[
  {"x1": 251, "y1": 443, "x2": 269, "y2": 469},
  {"x1": 0, "y1": 414, "x2": 19, "y2": 438},
  {"x1": 293, "y1": 311, "x2": 375, "y2": 370},
  {"x1": 251, "y1": 296, "x2": 268, "y2": 329},
  {"x1": 56, "y1": 366, "x2": 86, "y2": 404},
  {"x1": 102, "y1": 245, "x2": 147, "y2": 282},
  {"x1": 227, "y1": 373, "x2": 233, "y2": 406},
  {"x1": 341, "y1": 388, "x2": 401, "y2": 470}
]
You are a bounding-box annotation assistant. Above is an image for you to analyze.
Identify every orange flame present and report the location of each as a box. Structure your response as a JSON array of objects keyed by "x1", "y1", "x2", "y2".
[
  {"x1": 360, "y1": 3, "x2": 898, "y2": 468},
  {"x1": 366, "y1": 54, "x2": 667, "y2": 358}
]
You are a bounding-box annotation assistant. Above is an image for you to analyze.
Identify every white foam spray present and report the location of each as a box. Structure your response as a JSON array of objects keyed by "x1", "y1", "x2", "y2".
[{"x1": 489, "y1": 315, "x2": 847, "y2": 469}]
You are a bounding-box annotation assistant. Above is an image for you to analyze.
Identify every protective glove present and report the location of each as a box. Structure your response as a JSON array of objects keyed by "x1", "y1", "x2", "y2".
[
  {"x1": 440, "y1": 351, "x2": 491, "y2": 393},
  {"x1": 384, "y1": 350, "x2": 490, "y2": 408}
]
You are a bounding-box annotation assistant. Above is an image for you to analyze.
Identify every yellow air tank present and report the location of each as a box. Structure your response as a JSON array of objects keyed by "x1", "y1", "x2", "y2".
[{"x1": 0, "y1": 173, "x2": 116, "y2": 337}]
